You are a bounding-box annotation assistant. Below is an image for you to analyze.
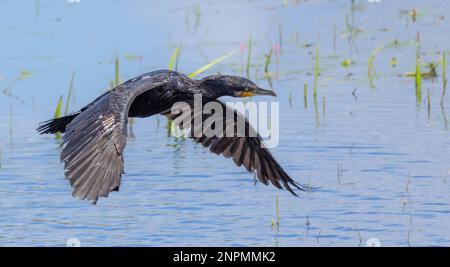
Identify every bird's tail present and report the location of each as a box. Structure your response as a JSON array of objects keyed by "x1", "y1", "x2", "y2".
[{"x1": 37, "y1": 112, "x2": 80, "y2": 134}]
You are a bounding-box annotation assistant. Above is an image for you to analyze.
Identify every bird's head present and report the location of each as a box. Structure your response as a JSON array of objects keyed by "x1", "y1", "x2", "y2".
[{"x1": 199, "y1": 75, "x2": 276, "y2": 98}]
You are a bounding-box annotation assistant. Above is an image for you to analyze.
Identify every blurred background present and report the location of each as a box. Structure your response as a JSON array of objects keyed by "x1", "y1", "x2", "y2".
[{"x1": 0, "y1": 0, "x2": 449, "y2": 246}]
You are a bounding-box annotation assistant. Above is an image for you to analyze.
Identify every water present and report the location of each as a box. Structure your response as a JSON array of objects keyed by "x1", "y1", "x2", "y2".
[{"x1": 0, "y1": 0, "x2": 449, "y2": 246}]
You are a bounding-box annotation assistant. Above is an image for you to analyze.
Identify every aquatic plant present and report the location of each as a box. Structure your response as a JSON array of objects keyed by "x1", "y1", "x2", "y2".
[
  {"x1": 415, "y1": 36, "x2": 422, "y2": 106},
  {"x1": 169, "y1": 46, "x2": 181, "y2": 71},
  {"x1": 64, "y1": 71, "x2": 76, "y2": 115},
  {"x1": 264, "y1": 48, "x2": 273, "y2": 74},
  {"x1": 246, "y1": 31, "x2": 253, "y2": 78},
  {"x1": 313, "y1": 44, "x2": 319, "y2": 99},
  {"x1": 271, "y1": 195, "x2": 280, "y2": 229},
  {"x1": 188, "y1": 51, "x2": 235, "y2": 78},
  {"x1": 442, "y1": 51, "x2": 447, "y2": 87},
  {"x1": 441, "y1": 51, "x2": 447, "y2": 107},
  {"x1": 341, "y1": 59, "x2": 353, "y2": 68},
  {"x1": 54, "y1": 96, "x2": 63, "y2": 139}
]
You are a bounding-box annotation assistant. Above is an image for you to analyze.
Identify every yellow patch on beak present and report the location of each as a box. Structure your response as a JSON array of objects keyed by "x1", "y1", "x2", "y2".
[{"x1": 239, "y1": 91, "x2": 255, "y2": 97}]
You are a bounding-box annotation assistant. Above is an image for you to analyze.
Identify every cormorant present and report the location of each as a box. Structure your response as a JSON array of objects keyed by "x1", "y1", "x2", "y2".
[{"x1": 37, "y1": 70, "x2": 303, "y2": 203}]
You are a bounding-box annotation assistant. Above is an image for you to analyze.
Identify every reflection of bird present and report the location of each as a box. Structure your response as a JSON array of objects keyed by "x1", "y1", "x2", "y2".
[{"x1": 37, "y1": 70, "x2": 303, "y2": 203}]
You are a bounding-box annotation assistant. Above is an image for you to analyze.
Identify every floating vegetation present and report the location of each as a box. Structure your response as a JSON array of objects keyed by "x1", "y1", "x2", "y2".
[
  {"x1": 391, "y1": 57, "x2": 398, "y2": 67},
  {"x1": 404, "y1": 63, "x2": 437, "y2": 79},
  {"x1": 64, "y1": 71, "x2": 76, "y2": 115},
  {"x1": 2, "y1": 70, "x2": 32, "y2": 101},
  {"x1": 124, "y1": 54, "x2": 141, "y2": 61},
  {"x1": 341, "y1": 59, "x2": 353, "y2": 68}
]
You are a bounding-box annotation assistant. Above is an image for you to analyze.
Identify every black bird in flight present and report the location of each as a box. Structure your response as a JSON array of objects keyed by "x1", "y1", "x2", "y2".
[{"x1": 37, "y1": 70, "x2": 303, "y2": 203}]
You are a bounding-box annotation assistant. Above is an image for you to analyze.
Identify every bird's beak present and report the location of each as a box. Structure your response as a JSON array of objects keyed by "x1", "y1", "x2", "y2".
[{"x1": 254, "y1": 87, "x2": 277, "y2": 97}]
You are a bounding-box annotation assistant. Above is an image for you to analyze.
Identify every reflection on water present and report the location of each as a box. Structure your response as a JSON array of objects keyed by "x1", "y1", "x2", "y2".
[{"x1": 0, "y1": 0, "x2": 449, "y2": 246}]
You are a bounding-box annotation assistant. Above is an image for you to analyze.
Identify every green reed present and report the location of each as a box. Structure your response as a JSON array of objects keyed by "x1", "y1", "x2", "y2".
[
  {"x1": 264, "y1": 48, "x2": 273, "y2": 74},
  {"x1": 188, "y1": 51, "x2": 235, "y2": 78},
  {"x1": 246, "y1": 31, "x2": 253, "y2": 78},
  {"x1": 54, "y1": 96, "x2": 63, "y2": 139},
  {"x1": 271, "y1": 195, "x2": 280, "y2": 229},
  {"x1": 313, "y1": 44, "x2": 319, "y2": 99},
  {"x1": 442, "y1": 52, "x2": 447, "y2": 106},
  {"x1": 415, "y1": 38, "x2": 422, "y2": 106},
  {"x1": 169, "y1": 46, "x2": 181, "y2": 71},
  {"x1": 167, "y1": 46, "x2": 181, "y2": 136},
  {"x1": 64, "y1": 71, "x2": 75, "y2": 115}
]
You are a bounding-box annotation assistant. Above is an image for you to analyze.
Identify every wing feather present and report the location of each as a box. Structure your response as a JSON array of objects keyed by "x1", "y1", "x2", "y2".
[{"x1": 163, "y1": 100, "x2": 304, "y2": 196}]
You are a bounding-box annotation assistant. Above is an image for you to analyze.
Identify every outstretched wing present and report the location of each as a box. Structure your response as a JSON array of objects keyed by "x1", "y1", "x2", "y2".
[
  {"x1": 61, "y1": 82, "x2": 167, "y2": 203},
  {"x1": 162, "y1": 100, "x2": 304, "y2": 196}
]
